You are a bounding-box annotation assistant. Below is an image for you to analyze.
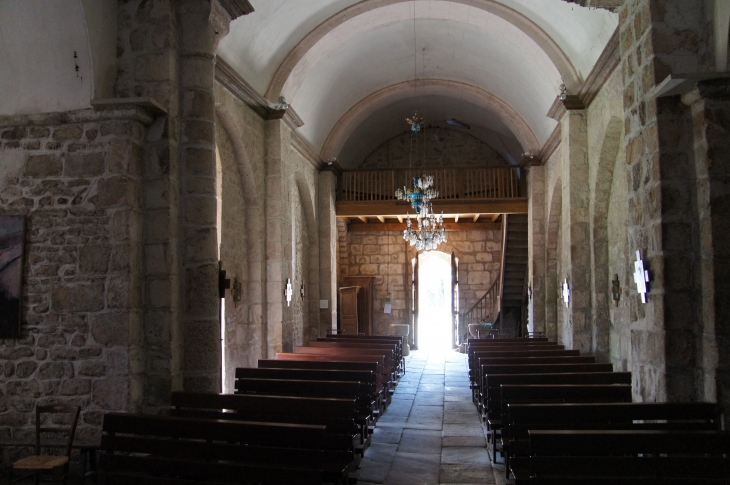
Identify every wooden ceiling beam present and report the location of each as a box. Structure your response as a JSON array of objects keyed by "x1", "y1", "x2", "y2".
[
  {"x1": 336, "y1": 198, "x2": 528, "y2": 217},
  {"x1": 347, "y1": 222, "x2": 502, "y2": 232},
  {"x1": 357, "y1": 216, "x2": 368, "y2": 223}
]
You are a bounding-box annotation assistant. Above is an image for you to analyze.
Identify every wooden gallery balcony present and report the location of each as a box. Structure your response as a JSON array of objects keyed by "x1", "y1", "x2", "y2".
[{"x1": 336, "y1": 166, "x2": 527, "y2": 231}]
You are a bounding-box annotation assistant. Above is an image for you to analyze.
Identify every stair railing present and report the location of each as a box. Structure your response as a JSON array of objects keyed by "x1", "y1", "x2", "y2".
[{"x1": 497, "y1": 214, "x2": 508, "y2": 331}]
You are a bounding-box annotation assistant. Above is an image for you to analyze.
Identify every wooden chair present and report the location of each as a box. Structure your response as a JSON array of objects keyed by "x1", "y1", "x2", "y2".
[{"x1": 9, "y1": 404, "x2": 80, "y2": 485}]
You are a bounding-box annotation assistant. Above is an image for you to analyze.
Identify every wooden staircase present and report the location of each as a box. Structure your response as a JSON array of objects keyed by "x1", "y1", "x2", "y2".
[
  {"x1": 500, "y1": 214, "x2": 528, "y2": 312},
  {"x1": 460, "y1": 214, "x2": 529, "y2": 339}
]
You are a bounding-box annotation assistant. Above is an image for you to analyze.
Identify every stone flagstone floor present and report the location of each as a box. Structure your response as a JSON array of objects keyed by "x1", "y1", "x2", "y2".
[{"x1": 357, "y1": 350, "x2": 505, "y2": 485}]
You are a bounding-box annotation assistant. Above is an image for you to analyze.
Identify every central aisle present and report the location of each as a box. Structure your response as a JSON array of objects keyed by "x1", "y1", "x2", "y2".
[{"x1": 357, "y1": 350, "x2": 503, "y2": 484}]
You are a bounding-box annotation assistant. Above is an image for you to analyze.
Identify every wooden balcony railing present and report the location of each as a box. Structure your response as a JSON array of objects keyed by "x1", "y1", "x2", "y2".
[{"x1": 337, "y1": 166, "x2": 522, "y2": 202}]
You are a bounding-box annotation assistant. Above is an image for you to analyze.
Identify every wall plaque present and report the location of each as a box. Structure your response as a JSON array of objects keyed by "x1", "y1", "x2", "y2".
[{"x1": 0, "y1": 215, "x2": 25, "y2": 338}]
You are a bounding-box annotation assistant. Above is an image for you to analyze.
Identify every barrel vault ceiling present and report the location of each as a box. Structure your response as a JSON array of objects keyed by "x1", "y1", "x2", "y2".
[{"x1": 217, "y1": 0, "x2": 618, "y2": 169}]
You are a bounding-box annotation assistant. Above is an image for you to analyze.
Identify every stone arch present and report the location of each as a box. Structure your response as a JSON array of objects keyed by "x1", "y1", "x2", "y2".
[
  {"x1": 321, "y1": 79, "x2": 541, "y2": 161},
  {"x1": 545, "y1": 179, "x2": 563, "y2": 342},
  {"x1": 294, "y1": 171, "x2": 321, "y2": 340},
  {"x1": 265, "y1": 0, "x2": 581, "y2": 100},
  {"x1": 590, "y1": 117, "x2": 623, "y2": 361},
  {"x1": 214, "y1": 105, "x2": 266, "y2": 358}
]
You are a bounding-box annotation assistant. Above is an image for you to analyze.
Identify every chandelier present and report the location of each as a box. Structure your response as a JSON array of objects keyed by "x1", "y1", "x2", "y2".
[
  {"x1": 403, "y1": 204, "x2": 446, "y2": 252},
  {"x1": 395, "y1": 117, "x2": 447, "y2": 252}
]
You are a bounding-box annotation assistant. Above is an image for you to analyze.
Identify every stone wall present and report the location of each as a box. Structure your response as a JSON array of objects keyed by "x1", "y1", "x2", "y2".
[
  {"x1": 361, "y1": 127, "x2": 508, "y2": 169},
  {"x1": 0, "y1": 108, "x2": 149, "y2": 450},
  {"x1": 338, "y1": 226, "x2": 502, "y2": 342}
]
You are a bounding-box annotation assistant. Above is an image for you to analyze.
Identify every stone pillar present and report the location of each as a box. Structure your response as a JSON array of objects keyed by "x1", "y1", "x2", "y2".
[
  {"x1": 618, "y1": 0, "x2": 713, "y2": 402},
  {"x1": 687, "y1": 79, "x2": 729, "y2": 413},
  {"x1": 264, "y1": 119, "x2": 293, "y2": 356},
  {"x1": 115, "y1": 0, "x2": 182, "y2": 410},
  {"x1": 561, "y1": 110, "x2": 592, "y2": 353},
  {"x1": 527, "y1": 166, "x2": 546, "y2": 335},
  {"x1": 177, "y1": 0, "x2": 231, "y2": 392},
  {"x1": 318, "y1": 168, "x2": 339, "y2": 335}
]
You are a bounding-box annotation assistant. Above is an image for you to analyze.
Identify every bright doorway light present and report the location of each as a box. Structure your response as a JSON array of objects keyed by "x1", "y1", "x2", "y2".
[{"x1": 418, "y1": 251, "x2": 452, "y2": 352}]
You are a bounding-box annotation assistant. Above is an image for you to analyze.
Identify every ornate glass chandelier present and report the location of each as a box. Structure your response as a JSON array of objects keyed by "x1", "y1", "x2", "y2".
[
  {"x1": 404, "y1": 204, "x2": 446, "y2": 252},
  {"x1": 395, "y1": 115, "x2": 447, "y2": 252}
]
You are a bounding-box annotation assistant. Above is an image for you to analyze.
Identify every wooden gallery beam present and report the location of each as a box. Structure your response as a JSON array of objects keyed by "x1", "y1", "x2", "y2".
[
  {"x1": 346, "y1": 222, "x2": 502, "y2": 232},
  {"x1": 335, "y1": 198, "x2": 528, "y2": 217}
]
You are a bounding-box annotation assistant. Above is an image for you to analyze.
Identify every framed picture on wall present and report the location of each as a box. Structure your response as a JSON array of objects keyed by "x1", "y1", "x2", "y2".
[{"x1": 0, "y1": 215, "x2": 25, "y2": 338}]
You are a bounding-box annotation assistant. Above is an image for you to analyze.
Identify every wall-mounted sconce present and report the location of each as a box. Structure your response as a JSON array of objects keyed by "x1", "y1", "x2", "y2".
[{"x1": 300, "y1": 283, "x2": 306, "y2": 298}]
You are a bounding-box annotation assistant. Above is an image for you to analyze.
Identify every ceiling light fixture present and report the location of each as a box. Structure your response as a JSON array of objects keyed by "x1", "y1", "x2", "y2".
[{"x1": 395, "y1": 0, "x2": 446, "y2": 252}]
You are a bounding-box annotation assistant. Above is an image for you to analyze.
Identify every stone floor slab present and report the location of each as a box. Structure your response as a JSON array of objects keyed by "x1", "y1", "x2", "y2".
[
  {"x1": 439, "y1": 464, "x2": 496, "y2": 484},
  {"x1": 398, "y1": 428, "x2": 443, "y2": 454},
  {"x1": 441, "y1": 447, "x2": 491, "y2": 466}
]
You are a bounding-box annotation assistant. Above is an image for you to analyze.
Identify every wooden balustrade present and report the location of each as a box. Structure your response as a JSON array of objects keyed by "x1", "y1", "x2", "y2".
[{"x1": 338, "y1": 167, "x2": 522, "y2": 202}]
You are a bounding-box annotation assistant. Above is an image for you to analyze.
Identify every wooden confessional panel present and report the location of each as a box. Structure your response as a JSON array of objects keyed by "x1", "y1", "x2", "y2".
[
  {"x1": 338, "y1": 286, "x2": 361, "y2": 335},
  {"x1": 342, "y1": 276, "x2": 374, "y2": 335}
]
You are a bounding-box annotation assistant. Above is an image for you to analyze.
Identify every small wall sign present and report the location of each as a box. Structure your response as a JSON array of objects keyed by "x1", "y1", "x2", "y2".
[
  {"x1": 285, "y1": 279, "x2": 293, "y2": 307},
  {"x1": 633, "y1": 250, "x2": 650, "y2": 304},
  {"x1": 562, "y1": 278, "x2": 570, "y2": 307}
]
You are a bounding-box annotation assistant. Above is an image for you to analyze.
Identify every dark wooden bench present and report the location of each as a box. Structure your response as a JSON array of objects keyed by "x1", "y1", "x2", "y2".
[
  {"x1": 467, "y1": 337, "x2": 549, "y2": 344},
  {"x1": 525, "y1": 429, "x2": 730, "y2": 485},
  {"x1": 292, "y1": 346, "x2": 396, "y2": 404},
  {"x1": 486, "y1": 383, "x2": 632, "y2": 463},
  {"x1": 170, "y1": 391, "x2": 362, "y2": 456},
  {"x1": 306, "y1": 341, "x2": 401, "y2": 383},
  {"x1": 270, "y1": 352, "x2": 393, "y2": 412},
  {"x1": 489, "y1": 383, "x2": 633, "y2": 464},
  {"x1": 468, "y1": 348, "x2": 574, "y2": 389},
  {"x1": 98, "y1": 413, "x2": 338, "y2": 484},
  {"x1": 477, "y1": 363, "x2": 614, "y2": 459},
  {"x1": 319, "y1": 336, "x2": 405, "y2": 375},
  {"x1": 481, "y1": 371, "x2": 631, "y2": 418},
  {"x1": 473, "y1": 355, "x2": 596, "y2": 403},
  {"x1": 506, "y1": 402, "x2": 722, "y2": 483}
]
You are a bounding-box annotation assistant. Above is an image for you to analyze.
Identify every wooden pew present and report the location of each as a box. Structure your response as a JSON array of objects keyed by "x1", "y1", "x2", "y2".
[
  {"x1": 491, "y1": 383, "x2": 632, "y2": 465},
  {"x1": 98, "y1": 413, "x2": 340, "y2": 484},
  {"x1": 236, "y1": 367, "x2": 378, "y2": 425},
  {"x1": 467, "y1": 337, "x2": 548, "y2": 344},
  {"x1": 170, "y1": 391, "x2": 360, "y2": 472},
  {"x1": 307, "y1": 341, "x2": 401, "y2": 381},
  {"x1": 473, "y1": 355, "x2": 596, "y2": 403},
  {"x1": 468, "y1": 348, "x2": 573, "y2": 388},
  {"x1": 485, "y1": 383, "x2": 632, "y2": 464},
  {"x1": 506, "y1": 402, "x2": 722, "y2": 483},
  {"x1": 478, "y1": 363, "x2": 614, "y2": 460},
  {"x1": 292, "y1": 346, "x2": 396, "y2": 405},
  {"x1": 481, "y1": 371, "x2": 631, "y2": 418},
  {"x1": 273, "y1": 353, "x2": 390, "y2": 413},
  {"x1": 525, "y1": 430, "x2": 730, "y2": 485},
  {"x1": 319, "y1": 336, "x2": 405, "y2": 374}
]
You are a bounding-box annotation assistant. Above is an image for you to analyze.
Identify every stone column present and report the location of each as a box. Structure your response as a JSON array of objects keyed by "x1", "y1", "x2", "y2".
[
  {"x1": 687, "y1": 79, "x2": 728, "y2": 412},
  {"x1": 116, "y1": 0, "x2": 182, "y2": 411},
  {"x1": 264, "y1": 119, "x2": 293, "y2": 356},
  {"x1": 527, "y1": 166, "x2": 546, "y2": 335},
  {"x1": 177, "y1": 0, "x2": 231, "y2": 392},
  {"x1": 618, "y1": 0, "x2": 713, "y2": 402},
  {"x1": 561, "y1": 110, "x2": 592, "y2": 353},
  {"x1": 318, "y1": 167, "x2": 339, "y2": 335}
]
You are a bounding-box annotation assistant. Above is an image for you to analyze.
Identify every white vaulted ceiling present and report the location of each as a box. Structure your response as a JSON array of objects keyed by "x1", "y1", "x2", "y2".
[{"x1": 217, "y1": 0, "x2": 617, "y2": 168}]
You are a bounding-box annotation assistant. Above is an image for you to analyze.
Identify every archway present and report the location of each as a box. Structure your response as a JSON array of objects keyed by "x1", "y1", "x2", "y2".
[
  {"x1": 590, "y1": 117, "x2": 623, "y2": 360},
  {"x1": 417, "y1": 251, "x2": 453, "y2": 352}
]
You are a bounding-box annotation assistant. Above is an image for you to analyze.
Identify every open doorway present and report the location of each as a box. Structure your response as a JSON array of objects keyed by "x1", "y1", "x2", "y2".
[{"x1": 417, "y1": 251, "x2": 453, "y2": 351}]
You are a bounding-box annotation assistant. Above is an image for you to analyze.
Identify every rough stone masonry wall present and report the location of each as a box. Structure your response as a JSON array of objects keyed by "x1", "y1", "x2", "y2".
[
  {"x1": 0, "y1": 109, "x2": 148, "y2": 452},
  {"x1": 338, "y1": 227, "x2": 502, "y2": 338},
  {"x1": 619, "y1": 0, "x2": 713, "y2": 403},
  {"x1": 361, "y1": 127, "x2": 509, "y2": 168}
]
